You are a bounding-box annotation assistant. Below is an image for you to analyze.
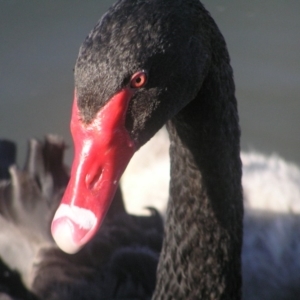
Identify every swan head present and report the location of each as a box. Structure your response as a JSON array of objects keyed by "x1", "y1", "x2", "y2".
[{"x1": 51, "y1": 0, "x2": 211, "y2": 253}]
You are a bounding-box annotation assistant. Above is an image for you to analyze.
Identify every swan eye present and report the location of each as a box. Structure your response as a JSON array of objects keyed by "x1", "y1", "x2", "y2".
[{"x1": 130, "y1": 71, "x2": 147, "y2": 89}]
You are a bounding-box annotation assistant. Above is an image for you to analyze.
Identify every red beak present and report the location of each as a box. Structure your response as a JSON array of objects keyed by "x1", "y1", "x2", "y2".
[{"x1": 51, "y1": 89, "x2": 135, "y2": 253}]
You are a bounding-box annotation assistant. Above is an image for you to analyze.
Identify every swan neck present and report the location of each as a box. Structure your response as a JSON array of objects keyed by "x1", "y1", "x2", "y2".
[{"x1": 153, "y1": 67, "x2": 243, "y2": 299}]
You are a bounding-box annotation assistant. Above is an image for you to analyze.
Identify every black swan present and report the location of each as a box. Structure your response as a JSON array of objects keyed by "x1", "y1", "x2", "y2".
[
  {"x1": 0, "y1": 136, "x2": 162, "y2": 299},
  {"x1": 50, "y1": 0, "x2": 243, "y2": 299}
]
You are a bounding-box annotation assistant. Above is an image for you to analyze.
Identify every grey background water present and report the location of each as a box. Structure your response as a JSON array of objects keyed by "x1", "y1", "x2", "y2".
[{"x1": 0, "y1": 1, "x2": 299, "y2": 166}]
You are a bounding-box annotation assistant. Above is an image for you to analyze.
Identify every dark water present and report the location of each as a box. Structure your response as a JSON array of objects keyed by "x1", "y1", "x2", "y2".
[{"x1": 0, "y1": 0, "x2": 299, "y2": 166}]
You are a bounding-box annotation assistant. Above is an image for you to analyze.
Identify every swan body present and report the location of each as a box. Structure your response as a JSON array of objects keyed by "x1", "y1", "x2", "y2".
[{"x1": 0, "y1": 134, "x2": 299, "y2": 299}]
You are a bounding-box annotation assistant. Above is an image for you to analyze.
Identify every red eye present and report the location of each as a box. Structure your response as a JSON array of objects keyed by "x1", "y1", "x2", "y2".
[{"x1": 130, "y1": 71, "x2": 147, "y2": 88}]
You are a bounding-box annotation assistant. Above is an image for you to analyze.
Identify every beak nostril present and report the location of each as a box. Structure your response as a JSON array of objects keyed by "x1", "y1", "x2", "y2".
[{"x1": 86, "y1": 168, "x2": 103, "y2": 191}]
